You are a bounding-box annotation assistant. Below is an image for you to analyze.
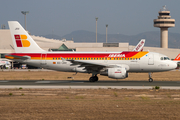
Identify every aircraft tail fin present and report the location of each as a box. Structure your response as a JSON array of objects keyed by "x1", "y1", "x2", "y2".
[
  {"x1": 132, "y1": 39, "x2": 145, "y2": 51},
  {"x1": 8, "y1": 21, "x2": 45, "y2": 53},
  {"x1": 173, "y1": 54, "x2": 180, "y2": 61}
]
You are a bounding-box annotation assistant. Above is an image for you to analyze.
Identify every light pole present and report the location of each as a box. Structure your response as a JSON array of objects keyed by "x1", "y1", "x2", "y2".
[
  {"x1": 21, "y1": 11, "x2": 29, "y2": 30},
  {"x1": 106, "y1": 24, "x2": 108, "y2": 43},
  {"x1": 95, "y1": 17, "x2": 98, "y2": 43}
]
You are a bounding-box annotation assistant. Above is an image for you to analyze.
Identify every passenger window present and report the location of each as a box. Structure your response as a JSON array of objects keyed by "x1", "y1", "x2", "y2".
[{"x1": 122, "y1": 58, "x2": 124, "y2": 60}]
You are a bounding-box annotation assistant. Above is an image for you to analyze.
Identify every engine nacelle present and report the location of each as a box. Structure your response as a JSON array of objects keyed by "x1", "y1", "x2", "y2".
[{"x1": 108, "y1": 67, "x2": 128, "y2": 79}]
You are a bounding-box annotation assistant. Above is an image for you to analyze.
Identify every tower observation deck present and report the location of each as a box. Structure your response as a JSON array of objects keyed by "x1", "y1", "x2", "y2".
[{"x1": 154, "y1": 5, "x2": 175, "y2": 48}]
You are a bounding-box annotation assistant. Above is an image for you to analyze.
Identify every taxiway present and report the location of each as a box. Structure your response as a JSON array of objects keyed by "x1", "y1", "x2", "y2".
[{"x1": 0, "y1": 80, "x2": 180, "y2": 89}]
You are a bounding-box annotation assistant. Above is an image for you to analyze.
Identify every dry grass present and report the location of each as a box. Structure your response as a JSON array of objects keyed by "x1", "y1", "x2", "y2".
[
  {"x1": 0, "y1": 89, "x2": 180, "y2": 119},
  {"x1": 0, "y1": 71, "x2": 180, "y2": 119},
  {"x1": 0, "y1": 70, "x2": 179, "y2": 81}
]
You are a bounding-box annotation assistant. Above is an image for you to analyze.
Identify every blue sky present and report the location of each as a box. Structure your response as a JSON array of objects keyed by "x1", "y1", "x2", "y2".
[{"x1": 1, "y1": 0, "x2": 180, "y2": 36}]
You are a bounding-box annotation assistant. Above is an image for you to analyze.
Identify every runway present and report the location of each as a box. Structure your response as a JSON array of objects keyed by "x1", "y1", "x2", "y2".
[{"x1": 0, "y1": 80, "x2": 180, "y2": 89}]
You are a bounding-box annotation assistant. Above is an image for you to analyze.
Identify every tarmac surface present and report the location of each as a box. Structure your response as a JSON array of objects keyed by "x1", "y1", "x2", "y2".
[{"x1": 0, "y1": 80, "x2": 180, "y2": 89}]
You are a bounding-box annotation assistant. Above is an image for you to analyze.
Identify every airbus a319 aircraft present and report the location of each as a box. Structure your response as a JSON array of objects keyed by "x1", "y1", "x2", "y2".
[{"x1": 5, "y1": 21, "x2": 177, "y2": 82}]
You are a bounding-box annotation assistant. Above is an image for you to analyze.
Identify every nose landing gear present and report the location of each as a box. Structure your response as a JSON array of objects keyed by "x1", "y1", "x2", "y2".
[{"x1": 148, "y1": 72, "x2": 153, "y2": 82}]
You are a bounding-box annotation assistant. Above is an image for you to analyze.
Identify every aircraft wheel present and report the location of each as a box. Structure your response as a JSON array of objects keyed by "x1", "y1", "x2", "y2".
[
  {"x1": 89, "y1": 77, "x2": 95, "y2": 82},
  {"x1": 94, "y1": 75, "x2": 98, "y2": 82},
  {"x1": 89, "y1": 76, "x2": 98, "y2": 82},
  {"x1": 149, "y1": 78, "x2": 153, "y2": 82}
]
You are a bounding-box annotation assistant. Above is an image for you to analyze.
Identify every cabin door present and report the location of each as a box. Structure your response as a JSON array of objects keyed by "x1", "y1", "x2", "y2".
[
  {"x1": 148, "y1": 54, "x2": 154, "y2": 65},
  {"x1": 41, "y1": 53, "x2": 47, "y2": 65}
]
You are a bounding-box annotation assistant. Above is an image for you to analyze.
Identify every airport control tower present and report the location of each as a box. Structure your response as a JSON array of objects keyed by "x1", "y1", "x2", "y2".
[{"x1": 154, "y1": 5, "x2": 175, "y2": 48}]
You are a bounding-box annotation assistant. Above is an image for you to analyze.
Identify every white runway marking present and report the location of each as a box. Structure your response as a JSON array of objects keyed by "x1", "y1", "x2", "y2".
[
  {"x1": 35, "y1": 81, "x2": 51, "y2": 83},
  {"x1": 35, "y1": 81, "x2": 85, "y2": 84},
  {"x1": 0, "y1": 81, "x2": 9, "y2": 83}
]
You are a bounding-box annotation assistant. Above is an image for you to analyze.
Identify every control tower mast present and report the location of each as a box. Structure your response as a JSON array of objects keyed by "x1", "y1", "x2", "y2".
[{"x1": 154, "y1": 5, "x2": 175, "y2": 48}]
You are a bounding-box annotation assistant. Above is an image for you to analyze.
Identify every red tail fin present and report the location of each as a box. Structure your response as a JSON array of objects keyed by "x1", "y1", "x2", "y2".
[{"x1": 174, "y1": 54, "x2": 180, "y2": 61}]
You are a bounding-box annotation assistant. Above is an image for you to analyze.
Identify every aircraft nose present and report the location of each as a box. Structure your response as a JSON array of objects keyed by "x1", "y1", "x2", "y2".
[{"x1": 170, "y1": 62, "x2": 177, "y2": 69}]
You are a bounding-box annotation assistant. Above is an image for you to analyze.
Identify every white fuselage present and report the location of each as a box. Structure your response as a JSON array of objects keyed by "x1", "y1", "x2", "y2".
[{"x1": 13, "y1": 51, "x2": 177, "y2": 73}]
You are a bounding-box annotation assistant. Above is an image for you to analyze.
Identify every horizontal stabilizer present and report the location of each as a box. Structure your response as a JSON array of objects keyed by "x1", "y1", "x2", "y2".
[{"x1": 5, "y1": 54, "x2": 31, "y2": 60}]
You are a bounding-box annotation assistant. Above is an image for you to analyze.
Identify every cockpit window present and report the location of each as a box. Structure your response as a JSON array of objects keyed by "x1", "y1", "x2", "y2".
[
  {"x1": 160, "y1": 57, "x2": 170, "y2": 60},
  {"x1": 164, "y1": 57, "x2": 170, "y2": 60}
]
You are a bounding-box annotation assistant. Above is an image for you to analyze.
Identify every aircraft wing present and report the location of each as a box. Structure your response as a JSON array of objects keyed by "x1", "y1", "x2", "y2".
[
  {"x1": 66, "y1": 59, "x2": 129, "y2": 71},
  {"x1": 67, "y1": 59, "x2": 107, "y2": 70}
]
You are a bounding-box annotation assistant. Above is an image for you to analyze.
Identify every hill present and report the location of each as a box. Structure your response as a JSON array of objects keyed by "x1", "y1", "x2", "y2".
[{"x1": 42, "y1": 30, "x2": 180, "y2": 48}]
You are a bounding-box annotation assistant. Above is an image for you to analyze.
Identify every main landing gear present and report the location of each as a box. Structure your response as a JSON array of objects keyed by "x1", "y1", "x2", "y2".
[
  {"x1": 148, "y1": 72, "x2": 153, "y2": 82},
  {"x1": 89, "y1": 75, "x2": 98, "y2": 82}
]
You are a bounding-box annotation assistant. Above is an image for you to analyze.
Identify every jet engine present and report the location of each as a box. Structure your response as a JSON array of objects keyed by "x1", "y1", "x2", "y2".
[{"x1": 100, "y1": 67, "x2": 128, "y2": 79}]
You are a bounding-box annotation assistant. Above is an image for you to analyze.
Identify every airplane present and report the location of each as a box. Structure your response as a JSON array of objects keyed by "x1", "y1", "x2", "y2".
[
  {"x1": 0, "y1": 60, "x2": 11, "y2": 69},
  {"x1": 132, "y1": 39, "x2": 145, "y2": 51},
  {"x1": 5, "y1": 21, "x2": 177, "y2": 82}
]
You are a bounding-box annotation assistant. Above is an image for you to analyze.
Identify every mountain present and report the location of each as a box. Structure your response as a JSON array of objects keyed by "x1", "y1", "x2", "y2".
[
  {"x1": 42, "y1": 34, "x2": 62, "y2": 40},
  {"x1": 42, "y1": 30, "x2": 180, "y2": 48}
]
